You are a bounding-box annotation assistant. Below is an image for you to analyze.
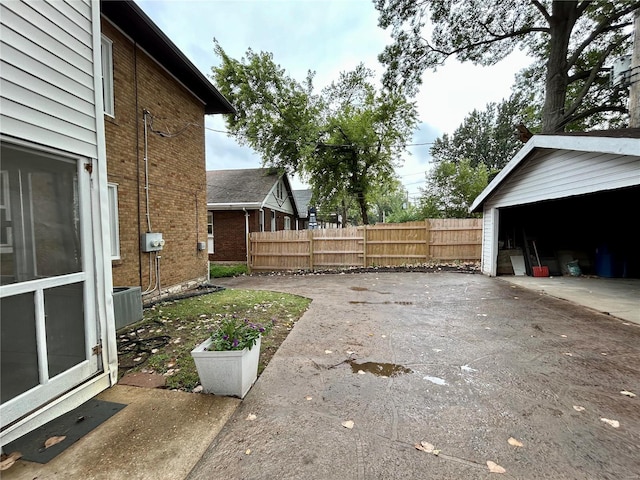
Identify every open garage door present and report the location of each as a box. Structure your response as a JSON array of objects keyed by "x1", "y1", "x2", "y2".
[{"x1": 496, "y1": 186, "x2": 639, "y2": 278}]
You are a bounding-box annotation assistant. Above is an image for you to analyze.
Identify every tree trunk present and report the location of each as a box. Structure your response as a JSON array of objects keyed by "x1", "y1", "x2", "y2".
[
  {"x1": 341, "y1": 198, "x2": 348, "y2": 228},
  {"x1": 358, "y1": 195, "x2": 369, "y2": 225},
  {"x1": 541, "y1": 1, "x2": 579, "y2": 133}
]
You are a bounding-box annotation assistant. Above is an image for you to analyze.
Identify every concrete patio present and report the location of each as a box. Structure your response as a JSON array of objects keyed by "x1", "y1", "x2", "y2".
[{"x1": 3, "y1": 272, "x2": 639, "y2": 479}]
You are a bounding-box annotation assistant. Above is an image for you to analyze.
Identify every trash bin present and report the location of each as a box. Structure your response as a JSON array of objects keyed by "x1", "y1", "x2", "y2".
[
  {"x1": 595, "y1": 245, "x2": 615, "y2": 278},
  {"x1": 566, "y1": 260, "x2": 581, "y2": 276}
]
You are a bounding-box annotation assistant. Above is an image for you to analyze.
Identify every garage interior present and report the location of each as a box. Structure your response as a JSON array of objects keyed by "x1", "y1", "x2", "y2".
[{"x1": 496, "y1": 185, "x2": 639, "y2": 279}]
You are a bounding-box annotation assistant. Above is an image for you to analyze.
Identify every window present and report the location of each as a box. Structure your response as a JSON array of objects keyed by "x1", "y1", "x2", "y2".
[
  {"x1": 271, "y1": 210, "x2": 276, "y2": 232},
  {"x1": 284, "y1": 216, "x2": 291, "y2": 230},
  {"x1": 101, "y1": 35, "x2": 114, "y2": 116},
  {"x1": 259, "y1": 210, "x2": 265, "y2": 232},
  {"x1": 107, "y1": 183, "x2": 120, "y2": 259},
  {"x1": 207, "y1": 211, "x2": 214, "y2": 254}
]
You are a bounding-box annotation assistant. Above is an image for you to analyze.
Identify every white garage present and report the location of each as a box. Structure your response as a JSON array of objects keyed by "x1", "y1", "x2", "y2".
[{"x1": 470, "y1": 129, "x2": 640, "y2": 278}]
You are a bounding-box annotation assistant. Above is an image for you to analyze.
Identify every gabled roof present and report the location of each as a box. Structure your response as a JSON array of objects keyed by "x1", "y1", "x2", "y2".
[
  {"x1": 470, "y1": 128, "x2": 640, "y2": 213},
  {"x1": 100, "y1": 0, "x2": 234, "y2": 115},
  {"x1": 207, "y1": 168, "x2": 296, "y2": 213},
  {"x1": 292, "y1": 189, "x2": 313, "y2": 219}
]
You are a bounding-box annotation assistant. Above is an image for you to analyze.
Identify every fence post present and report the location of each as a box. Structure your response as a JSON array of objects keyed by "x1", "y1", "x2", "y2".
[
  {"x1": 308, "y1": 229, "x2": 314, "y2": 271},
  {"x1": 247, "y1": 232, "x2": 252, "y2": 274},
  {"x1": 425, "y1": 219, "x2": 431, "y2": 263},
  {"x1": 362, "y1": 225, "x2": 367, "y2": 267}
]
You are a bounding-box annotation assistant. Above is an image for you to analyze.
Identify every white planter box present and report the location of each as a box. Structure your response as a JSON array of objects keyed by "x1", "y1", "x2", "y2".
[{"x1": 191, "y1": 337, "x2": 261, "y2": 399}]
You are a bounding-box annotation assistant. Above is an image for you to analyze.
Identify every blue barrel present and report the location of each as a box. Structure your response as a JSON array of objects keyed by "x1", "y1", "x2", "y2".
[{"x1": 595, "y1": 245, "x2": 615, "y2": 278}]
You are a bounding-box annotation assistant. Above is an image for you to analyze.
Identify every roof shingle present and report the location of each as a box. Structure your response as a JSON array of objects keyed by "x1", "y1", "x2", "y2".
[{"x1": 206, "y1": 168, "x2": 280, "y2": 204}]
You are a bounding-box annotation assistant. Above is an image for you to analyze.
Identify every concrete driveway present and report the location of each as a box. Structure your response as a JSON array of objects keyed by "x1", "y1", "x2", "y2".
[{"x1": 188, "y1": 272, "x2": 640, "y2": 480}]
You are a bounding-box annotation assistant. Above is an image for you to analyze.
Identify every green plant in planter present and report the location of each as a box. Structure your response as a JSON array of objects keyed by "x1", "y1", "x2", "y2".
[{"x1": 208, "y1": 315, "x2": 273, "y2": 351}]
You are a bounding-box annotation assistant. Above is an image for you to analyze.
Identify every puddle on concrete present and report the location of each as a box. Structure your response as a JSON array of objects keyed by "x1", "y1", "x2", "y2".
[
  {"x1": 349, "y1": 286, "x2": 391, "y2": 294},
  {"x1": 348, "y1": 300, "x2": 414, "y2": 305},
  {"x1": 423, "y1": 375, "x2": 448, "y2": 385},
  {"x1": 349, "y1": 360, "x2": 412, "y2": 377}
]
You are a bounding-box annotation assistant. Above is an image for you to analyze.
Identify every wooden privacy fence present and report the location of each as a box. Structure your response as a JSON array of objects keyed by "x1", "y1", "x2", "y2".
[{"x1": 248, "y1": 219, "x2": 482, "y2": 272}]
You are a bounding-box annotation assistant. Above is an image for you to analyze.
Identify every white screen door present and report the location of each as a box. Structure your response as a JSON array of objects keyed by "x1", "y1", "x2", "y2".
[{"x1": 0, "y1": 143, "x2": 100, "y2": 427}]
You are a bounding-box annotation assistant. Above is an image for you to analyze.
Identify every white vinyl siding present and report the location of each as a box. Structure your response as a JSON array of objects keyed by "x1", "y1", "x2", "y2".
[
  {"x1": 263, "y1": 179, "x2": 295, "y2": 214},
  {"x1": 480, "y1": 207, "x2": 498, "y2": 276},
  {"x1": 486, "y1": 151, "x2": 640, "y2": 209},
  {"x1": 0, "y1": 0, "x2": 98, "y2": 159}
]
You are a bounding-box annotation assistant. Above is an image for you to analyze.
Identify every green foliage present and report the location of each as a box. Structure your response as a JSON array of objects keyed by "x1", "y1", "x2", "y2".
[
  {"x1": 430, "y1": 96, "x2": 523, "y2": 172},
  {"x1": 209, "y1": 263, "x2": 248, "y2": 278},
  {"x1": 212, "y1": 47, "x2": 418, "y2": 224},
  {"x1": 385, "y1": 203, "x2": 424, "y2": 223},
  {"x1": 366, "y1": 179, "x2": 425, "y2": 224},
  {"x1": 418, "y1": 159, "x2": 489, "y2": 218},
  {"x1": 209, "y1": 315, "x2": 273, "y2": 351},
  {"x1": 375, "y1": 0, "x2": 639, "y2": 132},
  {"x1": 212, "y1": 41, "x2": 320, "y2": 174}
]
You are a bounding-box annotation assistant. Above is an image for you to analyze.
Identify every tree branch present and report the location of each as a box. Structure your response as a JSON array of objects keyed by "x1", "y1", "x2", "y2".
[
  {"x1": 568, "y1": 1, "x2": 640, "y2": 68},
  {"x1": 531, "y1": 0, "x2": 552, "y2": 23},
  {"x1": 558, "y1": 105, "x2": 627, "y2": 129},
  {"x1": 564, "y1": 36, "x2": 629, "y2": 120},
  {"x1": 337, "y1": 126, "x2": 353, "y2": 144},
  {"x1": 424, "y1": 26, "x2": 549, "y2": 62},
  {"x1": 567, "y1": 69, "x2": 592, "y2": 83},
  {"x1": 576, "y1": 1, "x2": 592, "y2": 17}
]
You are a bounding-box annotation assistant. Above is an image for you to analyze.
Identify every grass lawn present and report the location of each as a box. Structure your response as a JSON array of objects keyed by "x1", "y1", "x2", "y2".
[
  {"x1": 209, "y1": 263, "x2": 248, "y2": 278},
  {"x1": 117, "y1": 288, "x2": 311, "y2": 391}
]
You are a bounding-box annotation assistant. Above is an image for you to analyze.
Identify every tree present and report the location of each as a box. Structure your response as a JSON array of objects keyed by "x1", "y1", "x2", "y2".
[
  {"x1": 382, "y1": 187, "x2": 425, "y2": 223},
  {"x1": 376, "y1": 0, "x2": 640, "y2": 132},
  {"x1": 510, "y1": 57, "x2": 630, "y2": 132},
  {"x1": 212, "y1": 44, "x2": 418, "y2": 224},
  {"x1": 212, "y1": 43, "x2": 320, "y2": 175},
  {"x1": 418, "y1": 159, "x2": 489, "y2": 218},
  {"x1": 430, "y1": 95, "x2": 524, "y2": 172}
]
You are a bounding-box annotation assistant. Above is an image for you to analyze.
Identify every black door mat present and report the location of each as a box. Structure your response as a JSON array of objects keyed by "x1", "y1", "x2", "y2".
[{"x1": 3, "y1": 399, "x2": 126, "y2": 464}]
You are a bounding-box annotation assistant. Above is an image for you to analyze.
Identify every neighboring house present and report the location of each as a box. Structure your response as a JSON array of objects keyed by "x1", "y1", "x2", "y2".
[
  {"x1": 470, "y1": 129, "x2": 640, "y2": 278},
  {"x1": 0, "y1": 0, "x2": 116, "y2": 445},
  {"x1": 207, "y1": 168, "x2": 298, "y2": 262},
  {"x1": 100, "y1": 1, "x2": 233, "y2": 299},
  {"x1": 292, "y1": 189, "x2": 313, "y2": 229}
]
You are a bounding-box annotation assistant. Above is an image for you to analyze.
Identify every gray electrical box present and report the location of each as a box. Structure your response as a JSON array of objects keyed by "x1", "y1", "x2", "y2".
[{"x1": 141, "y1": 232, "x2": 164, "y2": 252}]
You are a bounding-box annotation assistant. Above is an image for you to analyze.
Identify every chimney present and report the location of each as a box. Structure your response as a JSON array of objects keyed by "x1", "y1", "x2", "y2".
[{"x1": 629, "y1": 9, "x2": 640, "y2": 128}]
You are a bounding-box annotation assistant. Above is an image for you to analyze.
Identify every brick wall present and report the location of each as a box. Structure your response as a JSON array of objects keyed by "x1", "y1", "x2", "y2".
[
  {"x1": 208, "y1": 210, "x2": 247, "y2": 262},
  {"x1": 102, "y1": 20, "x2": 208, "y2": 294},
  {"x1": 208, "y1": 208, "x2": 297, "y2": 262}
]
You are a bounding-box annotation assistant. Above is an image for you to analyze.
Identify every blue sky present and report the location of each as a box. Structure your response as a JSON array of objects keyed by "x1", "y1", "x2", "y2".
[{"x1": 136, "y1": 0, "x2": 531, "y2": 200}]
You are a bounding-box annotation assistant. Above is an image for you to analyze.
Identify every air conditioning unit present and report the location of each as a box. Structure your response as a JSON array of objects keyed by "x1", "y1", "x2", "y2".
[
  {"x1": 113, "y1": 286, "x2": 143, "y2": 329},
  {"x1": 610, "y1": 54, "x2": 632, "y2": 87}
]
